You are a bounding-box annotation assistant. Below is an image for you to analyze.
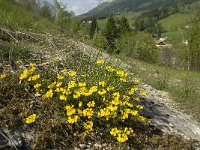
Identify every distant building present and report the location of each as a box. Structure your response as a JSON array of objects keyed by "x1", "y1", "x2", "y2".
[
  {"x1": 156, "y1": 40, "x2": 166, "y2": 47},
  {"x1": 155, "y1": 37, "x2": 172, "y2": 48}
]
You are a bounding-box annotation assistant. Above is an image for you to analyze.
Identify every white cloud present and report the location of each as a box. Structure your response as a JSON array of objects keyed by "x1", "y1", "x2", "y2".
[{"x1": 61, "y1": 0, "x2": 100, "y2": 15}]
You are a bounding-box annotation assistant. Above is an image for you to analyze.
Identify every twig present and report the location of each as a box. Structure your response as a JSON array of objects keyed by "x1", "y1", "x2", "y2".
[
  {"x1": 0, "y1": 130, "x2": 18, "y2": 150},
  {"x1": 0, "y1": 28, "x2": 19, "y2": 43}
]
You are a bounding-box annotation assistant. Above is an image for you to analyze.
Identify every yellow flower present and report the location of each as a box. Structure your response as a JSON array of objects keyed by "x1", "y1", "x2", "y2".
[
  {"x1": 84, "y1": 121, "x2": 93, "y2": 131},
  {"x1": 140, "y1": 91, "x2": 147, "y2": 96},
  {"x1": 83, "y1": 108, "x2": 93, "y2": 118},
  {"x1": 30, "y1": 66, "x2": 36, "y2": 73},
  {"x1": 107, "y1": 86, "x2": 114, "y2": 91},
  {"x1": 128, "y1": 87, "x2": 138, "y2": 95},
  {"x1": 65, "y1": 105, "x2": 74, "y2": 111},
  {"x1": 25, "y1": 114, "x2": 36, "y2": 124},
  {"x1": 136, "y1": 105, "x2": 144, "y2": 110},
  {"x1": 89, "y1": 86, "x2": 98, "y2": 93},
  {"x1": 117, "y1": 134, "x2": 128, "y2": 142},
  {"x1": 55, "y1": 88, "x2": 60, "y2": 93},
  {"x1": 57, "y1": 75, "x2": 64, "y2": 80},
  {"x1": 112, "y1": 92, "x2": 120, "y2": 100},
  {"x1": 122, "y1": 101, "x2": 133, "y2": 107},
  {"x1": 133, "y1": 79, "x2": 139, "y2": 84},
  {"x1": 34, "y1": 83, "x2": 41, "y2": 89},
  {"x1": 28, "y1": 74, "x2": 40, "y2": 81},
  {"x1": 98, "y1": 89, "x2": 107, "y2": 95},
  {"x1": 135, "y1": 97, "x2": 140, "y2": 101},
  {"x1": 107, "y1": 105, "x2": 118, "y2": 111},
  {"x1": 110, "y1": 128, "x2": 121, "y2": 136},
  {"x1": 19, "y1": 69, "x2": 31, "y2": 80},
  {"x1": 96, "y1": 59, "x2": 105, "y2": 65},
  {"x1": 0, "y1": 74, "x2": 7, "y2": 79},
  {"x1": 78, "y1": 109, "x2": 83, "y2": 116},
  {"x1": 44, "y1": 89, "x2": 53, "y2": 99},
  {"x1": 67, "y1": 115, "x2": 79, "y2": 124},
  {"x1": 131, "y1": 110, "x2": 138, "y2": 116},
  {"x1": 78, "y1": 82, "x2": 86, "y2": 87},
  {"x1": 98, "y1": 108, "x2": 110, "y2": 117},
  {"x1": 120, "y1": 77, "x2": 127, "y2": 82},
  {"x1": 116, "y1": 70, "x2": 128, "y2": 78},
  {"x1": 67, "y1": 108, "x2": 76, "y2": 116},
  {"x1": 48, "y1": 82, "x2": 56, "y2": 89},
  {"x1": 56, "y1": 82, "x2": 62, "y2": 87},
  {"x1": 137, "y1": 116, "x2": 148, "y2": 123},
  {"x1": 29, "y1": 63, "x2": 36, "y2": 67},
  {"x1": 87, "y1": 101, "x2": 95, "y2": 107},
  {"x1": 68, "y1": 71, "x2": 76, "y2": 77},
  {"x1": 61, "y1": 69, "x2": 67, "y2": 73},
  {"x1": 16, "y1": 60, "x2": 22, "y2": 64},
  {"x1": 98, "y1": 81, "x2": 106, "y2": 87},
  {"x1": 68, "y1": 81, "x2": 77, "y2": 89},
  {"x1": 121, "y1": 110, "x2": 129, "y2": 120},
  {"x1": 111, "y1": 99, "x2": 121, "y2": 106},
  {"x1": 124, "y1": 127, "x2": 134, "y2": 135},
  {"x1": 105, "y1": 66, "x2": 115, "y2": 72},
  {"x1": 79, "y1": 101, "x2": 83, "y2": 107},
  {"x1": 59, "y1": 95, "x2": 67, "y2": 101}
]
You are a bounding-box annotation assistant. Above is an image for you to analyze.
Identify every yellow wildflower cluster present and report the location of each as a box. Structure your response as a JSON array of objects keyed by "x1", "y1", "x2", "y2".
[
  {"x1": 110, "y1": 127, "x2": 134, "y2": 142},
  {"x1": 19, "y1": 60, "x2": 148, "y2": 143},
  {"x1": 19, "y1": 63, "x2": 38, "y2": 81}
]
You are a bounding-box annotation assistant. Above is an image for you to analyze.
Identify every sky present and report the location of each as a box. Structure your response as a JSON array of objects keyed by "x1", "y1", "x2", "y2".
[{"x1": 57, "y1": 0, "x2": 101, "y2": 15}]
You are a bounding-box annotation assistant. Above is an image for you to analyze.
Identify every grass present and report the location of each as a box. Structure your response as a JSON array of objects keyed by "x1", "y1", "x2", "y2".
[
  {"x1": 0, "y1": 0, "x2": 56, "y2": 33},
  {"x1": 158, "y1": 13, "x2": 192, "y2": 32},
  {"x1": 118, "y1": 55, "x2": 200, "y2": 122},
  {"x1": 0, "y1": 1, "x2": 200, "y2": 149},
  {"x1": 162, "y1": 31, "x2": 182, "y2": 42}
]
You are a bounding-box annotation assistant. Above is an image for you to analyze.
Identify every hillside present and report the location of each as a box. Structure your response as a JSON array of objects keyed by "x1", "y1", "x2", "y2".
[
  {"x1": 80, "y1": 0, "x2": 196, "y2": 20},
  {"x1": 1, "y1": 0, "x2": 200, "y2": 149}
]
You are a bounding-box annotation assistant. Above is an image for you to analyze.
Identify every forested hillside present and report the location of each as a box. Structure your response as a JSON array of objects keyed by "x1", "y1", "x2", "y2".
[{"x1": 80, "y1": 0, "x2": 197, "y2": 20}]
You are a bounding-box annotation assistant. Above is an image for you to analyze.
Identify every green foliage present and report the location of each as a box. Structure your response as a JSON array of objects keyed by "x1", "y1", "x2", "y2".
[
  {"x1": 93, "y1": 33, "x2": 108, "y2": 50},
  {"x1": 187, "y1": 19, "x2": 200, "y2": 71},
  {"x1": 116, "y1": 32, "x2": 137, "y2": 56},
  {"x1": 54, "y1": 0, "x2": 71, "y2": 29},
  {"x1": 135, "y1": 32, "x2": 158, "y2": 63},
  {"x1": 118, "y1": 16, "x2": 131, "y2": 35},
  {"x1": 70, "y1": 18, "x2": 80, "y2": 33},
  {"x1": 116, "y1": 32, "x2": 158, "y2": 63},
  {"x1": 39, "y1": 2, "x2": 53, "y2": 19},
  {"x1": 0, "y1": 43, "x2": 31, "y2": 64},
  {"x1": 89, "y1": 17, "x2": 98, "y2": 38},
  {"x1": 0, "y1": 0, "x2": 56, "y2": 32},
  {"x1": 105, "y1": 16, "x2": 118, "y2": 53}
]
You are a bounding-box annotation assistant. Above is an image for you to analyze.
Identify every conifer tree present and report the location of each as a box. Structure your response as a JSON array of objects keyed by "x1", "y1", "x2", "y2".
[
  {"x1": 119, "y1": 16, "x2": 131, "y2": 35},
  {"x1": 89, "y1": 17, "x2": 98, "y2": 38},
  {"x1": 105, "y1": 15, "x2": 118, "y2": 53}
]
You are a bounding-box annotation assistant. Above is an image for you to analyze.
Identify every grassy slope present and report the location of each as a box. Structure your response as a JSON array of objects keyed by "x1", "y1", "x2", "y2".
[
  {"x1": 118, "y1": 55, "x2": 200, "y2": 121},
  {"x1": 158, "y1": 13, "x2": 192, "y2": 32},
  {"x1": 0, "y1": 0, "x2": 56, "y2": 33}
]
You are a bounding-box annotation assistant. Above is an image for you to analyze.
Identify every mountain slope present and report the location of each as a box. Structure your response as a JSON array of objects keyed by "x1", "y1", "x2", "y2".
[{"x1": 80, "y1": 0, "x2": 196, "y2": 19}]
